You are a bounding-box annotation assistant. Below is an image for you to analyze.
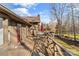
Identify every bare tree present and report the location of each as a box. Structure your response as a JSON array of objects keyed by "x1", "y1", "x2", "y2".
[
  {"x1": 51, "y1": 3, "x2": 79, "y2": 41},
  {"x1": 68, "y1": 4, "x2": 76, "y2": 41},
  {"x1": 62, "y1": 13, "x2": 70, "y2": 34},
  {"x1": 51, "y1": 4, "x2": 66, "y2": 35}
]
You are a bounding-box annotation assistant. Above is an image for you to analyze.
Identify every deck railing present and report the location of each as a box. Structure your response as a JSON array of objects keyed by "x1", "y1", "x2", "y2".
[{"x1": 31, "y1": 32, "x2": 74, "y2": 56}]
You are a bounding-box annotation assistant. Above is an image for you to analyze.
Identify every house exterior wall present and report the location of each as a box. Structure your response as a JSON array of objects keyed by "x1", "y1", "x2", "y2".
[
  {"x1": 0, "y1": 11, "x2": 40, "y2": 48},
  {"x1": 1, "y1": 17, "x2": 40, "y2": 48}
]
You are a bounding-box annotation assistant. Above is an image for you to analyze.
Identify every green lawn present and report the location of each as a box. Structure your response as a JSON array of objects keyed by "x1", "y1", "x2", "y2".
[
  {"x1": 55, "y1": 38, "x2": 79, "y2": 56},
  {"x1": 64, "y1": 34, "x2": 79, "y2": 40}
]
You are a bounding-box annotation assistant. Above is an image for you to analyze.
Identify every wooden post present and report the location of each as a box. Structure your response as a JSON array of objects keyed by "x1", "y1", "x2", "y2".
[
  {"x1": 26, "y1": 26, "x2": 30, "y2": 38},
  {"x1": 21, "y1": 24, "x2": 26, "y2": 41},
  {"x1": 19, "y1": 24, "x2": 22, "y2": 42},
  {"x1": 26, "y1": 26, "x2": 28, "y2": 37},
  {"x1": 9, "y1": 21, "x2": 18, "y2": 47},
  {"x1": 28, "y1": 26, "x2": 31, "y2": 37},
  {"x1": 3, "y1": 18, "x2": 9, "y2": 45},
  {"x1": 37, "y1": 24, "x2": 39, "y2": 34}
]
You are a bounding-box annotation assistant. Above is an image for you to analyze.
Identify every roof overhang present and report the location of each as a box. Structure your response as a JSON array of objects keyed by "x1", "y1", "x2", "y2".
[{"x1": 0, "y1": 4, "x2": 31, "y2": 26}]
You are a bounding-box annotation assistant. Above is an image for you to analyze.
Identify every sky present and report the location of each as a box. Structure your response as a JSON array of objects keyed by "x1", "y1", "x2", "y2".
[
  {"x1": 1, "y1": 3, "x2": 52, "y2": 24},
  {"x1": 1, "y1": 3, "x2": 79, "y2": 23}
]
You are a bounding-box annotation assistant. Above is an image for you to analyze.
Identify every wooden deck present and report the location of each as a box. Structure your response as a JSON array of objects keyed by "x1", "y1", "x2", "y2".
[
  {"x1": 0, "y1": 33, "x2": 75, "y2": 56},
  {"x1": 0, "y1": 37, "x2": 34, "y2": 56}
]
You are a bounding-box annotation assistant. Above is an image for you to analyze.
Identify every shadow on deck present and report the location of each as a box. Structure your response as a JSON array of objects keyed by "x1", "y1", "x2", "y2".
[{"x1": 20, "y1": 41, "x2": 32, "y2": 53}]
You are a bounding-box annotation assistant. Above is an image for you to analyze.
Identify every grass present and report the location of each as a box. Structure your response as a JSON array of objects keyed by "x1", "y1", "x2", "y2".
[
  {"x1": 55, "y1": 38, "x2": 79, "y2": 56},
  {"x1": 64, "y1": 34, "x2": 79, "y2": 40}
]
